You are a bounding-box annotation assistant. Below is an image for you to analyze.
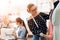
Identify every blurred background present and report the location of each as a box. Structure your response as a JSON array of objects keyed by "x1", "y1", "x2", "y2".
[{"x1": 0, "y1": 0, "x2": 56, "y2": 40}]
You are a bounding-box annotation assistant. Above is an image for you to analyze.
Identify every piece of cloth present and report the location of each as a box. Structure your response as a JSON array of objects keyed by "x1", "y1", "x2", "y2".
[
  {"x1": 52, "y1": 2, "x2": 60, "y2": 40},
  {"x1": 16, "y1": 26, "x2": 26, "y2": 40},
  {"x1": 54, "y1": 0, "x2": 59, "y2": 9},
  {"x1": 28, "y1": 12, "x2": 49, "y2": 36}
]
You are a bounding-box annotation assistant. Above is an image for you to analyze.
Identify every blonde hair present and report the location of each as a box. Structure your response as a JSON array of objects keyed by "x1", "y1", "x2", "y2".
[
  {"x1": 27, "y1": 3, "x2": 35, "y2": 11},
  {"x1": 3, "y1": 16, "x2": 9, "y2": 24}
]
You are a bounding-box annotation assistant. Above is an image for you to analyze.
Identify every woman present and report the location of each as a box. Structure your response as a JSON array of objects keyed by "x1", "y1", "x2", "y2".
[
  {"x1": 12, "y1": 17, "x2": 27, "y2": 40},
  {"x1": 27, "y1": 3, "x2": 49, "y2": 40},
  {"x1": 1, "y1": 16, "x2": 15, "y2": 40},
  {"x1": 43, "y1": 20, "x2": 53, "y2": 40}
]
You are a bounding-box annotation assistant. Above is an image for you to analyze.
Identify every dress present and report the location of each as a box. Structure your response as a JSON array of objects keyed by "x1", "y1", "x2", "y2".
[{"x1": 52, "y1": 2, "x2": 60, "y2": 40}]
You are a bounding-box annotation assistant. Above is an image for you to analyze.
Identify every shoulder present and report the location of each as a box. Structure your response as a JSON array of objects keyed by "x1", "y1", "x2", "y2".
[
  {"x1": 21, "y1": 26, "x2": 26, "y2": 30},
  {"x1": 40, "y1": 12, "x2": 49, "y2": 16},
  {"x1": 28, "y1": 16, "x2": 33, "y2": 21},
  {"x1": 40, "y1": 12, "x2": 49, "y2": 14}
]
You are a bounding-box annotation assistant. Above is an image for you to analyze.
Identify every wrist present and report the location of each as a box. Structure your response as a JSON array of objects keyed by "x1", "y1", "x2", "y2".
[{"x1": 40, "y1": 33, "x2": 44, "y2": 37}]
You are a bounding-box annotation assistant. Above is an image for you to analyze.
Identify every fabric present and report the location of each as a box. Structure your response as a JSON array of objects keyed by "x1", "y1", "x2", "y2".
[
  {"x1": 28, "y1": 12, "x2": 49, "y2": 36},
  {"x1": 52, "y1": 2, "x2": 60, "y2": 40},
  {"x1": 1, "y1": 28, "x2": 15, "y2": 40},
  {"x1": 48, "y1": 20, "x2": 53, "y2": 40},
  {"x1": 54, "y1": 0, "x2": 59, "y2": 9},
  {"x1": 32, "y1": 35, "x2": 39, "y2": 40},
  {"x1": 16, "y1": 26, "x2": 26, "y2": 40},
  {"x1": 32, "y1": 35, "x2": 47, "y2": 40}
]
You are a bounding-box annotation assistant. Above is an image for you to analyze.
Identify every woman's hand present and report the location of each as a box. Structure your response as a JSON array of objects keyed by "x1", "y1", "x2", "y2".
[
  {"x1": 40, "y1": 33, "x2": 45, "y2": 37},
  {"x1": 11, "y1": 33, "x2": 17, "y2": 38}
]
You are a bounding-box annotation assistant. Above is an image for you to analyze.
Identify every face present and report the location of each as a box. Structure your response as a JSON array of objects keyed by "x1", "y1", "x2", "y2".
[
  {"x1": 16, "y1": 21, "x2": 22, "y2": 26},
  {"x1": 29, "y1": 6, "x2": 37, "y2": 15},
  {"x1": 16, "y1": 21, "x2": 18, "y2": 25},
  {"x1": 3, "y1": 16, "x2": 9, "y2": 24}
]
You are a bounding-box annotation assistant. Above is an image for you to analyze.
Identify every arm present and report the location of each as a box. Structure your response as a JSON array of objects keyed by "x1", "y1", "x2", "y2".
[
  {"x1": 43, "y1": 20, "x2": 53, "y2": 40},
  {"x1": 11, "y1": 30, "x2": 17, "y2": 38},
  {"x1": 18, "y1": 27, "x2": 26, "y2": 39}
]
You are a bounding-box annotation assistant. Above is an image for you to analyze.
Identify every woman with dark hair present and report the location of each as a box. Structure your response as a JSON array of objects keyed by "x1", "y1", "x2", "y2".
[
  {"x1": 12, "y1": 17, "x2": 27, "y2": 40},
  {"x1": 27, "y1": 3, "x2": 49, "y2": 40}
]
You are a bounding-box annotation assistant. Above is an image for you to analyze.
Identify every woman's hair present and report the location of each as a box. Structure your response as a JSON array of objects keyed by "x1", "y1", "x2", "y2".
[
  {"x1": 16, "y1": 17, "x2": 26, "y2": 28},
  {"x1": 27, "y1": 3, "x2": 34, "y2": 11},
  {"x1": 16, "y1": 17, "x2": 23, "y2": 24}
]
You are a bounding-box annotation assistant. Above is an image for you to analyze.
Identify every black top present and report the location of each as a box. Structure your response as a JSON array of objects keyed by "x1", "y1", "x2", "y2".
[
  {"x1": 54, "y1": 0, "x2": 59, "y2": 9},
  {"x1": 28, "y1": 12, "x2": 49, "y2": 36}
]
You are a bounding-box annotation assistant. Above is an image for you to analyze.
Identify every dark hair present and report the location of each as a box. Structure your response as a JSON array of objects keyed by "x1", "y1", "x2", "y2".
[
  {"x1": 16, "y1": 17, "x2": 26, "y2": 29},
  {"x1": 16, "y1": 17, "x2": 23, "y2": 24}
]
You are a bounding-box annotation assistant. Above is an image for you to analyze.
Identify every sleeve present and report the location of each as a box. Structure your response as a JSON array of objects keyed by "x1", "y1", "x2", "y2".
[
  {"x1": 28, "y1": 21, "x2": 41, "y2": 36},
  {"x1": 19, "y1": 27, "x2": 26, "y2": 38},
  {"x1": 40, "y1": 12, "x2": 49, "y2": 20}
]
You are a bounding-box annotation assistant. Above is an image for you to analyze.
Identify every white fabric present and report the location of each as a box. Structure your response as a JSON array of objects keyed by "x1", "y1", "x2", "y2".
[
  {"x1": 1, "y1": 28, "x2": 15, "y2": 40},
  {"x1": 52, "y1": 2, "x2": 60, "y2": 40}
]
